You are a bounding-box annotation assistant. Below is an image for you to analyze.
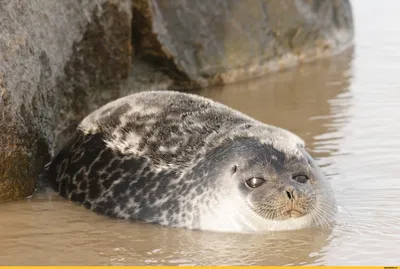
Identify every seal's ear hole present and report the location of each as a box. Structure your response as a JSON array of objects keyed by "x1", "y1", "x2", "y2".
[{"x1": 231, "y1": 165, "x2": 238, "y2": 174}]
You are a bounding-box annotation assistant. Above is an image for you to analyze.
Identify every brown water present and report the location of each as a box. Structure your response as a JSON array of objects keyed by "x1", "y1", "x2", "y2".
[{"x1": 1, "y1": 0, "x2": 400, "y2": 265}]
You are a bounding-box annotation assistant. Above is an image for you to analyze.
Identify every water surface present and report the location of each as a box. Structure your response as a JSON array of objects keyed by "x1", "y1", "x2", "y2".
[{"x1": 1, "y1": 0, "x2": 400, "y2": 265}]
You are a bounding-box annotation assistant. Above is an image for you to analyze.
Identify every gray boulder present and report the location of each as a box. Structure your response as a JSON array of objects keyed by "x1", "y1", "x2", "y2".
[
  {"x1": 0, "y1": 0, "x2": 353, "y2": 203},
  {"x1": 0, "y1": 0, "x2": 132, "y2": 202},
  {"x1": 132, "y1": 0, "x2": 354, "y2": 88}
]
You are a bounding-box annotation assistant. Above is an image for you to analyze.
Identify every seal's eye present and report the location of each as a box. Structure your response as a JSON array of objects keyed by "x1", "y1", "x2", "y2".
[
  {"x1": 245, "y1": 177, "x2": 265, "y2": 188},
  {"x1": 292, "y1": 174, "x2": 309, "y2": 184}
]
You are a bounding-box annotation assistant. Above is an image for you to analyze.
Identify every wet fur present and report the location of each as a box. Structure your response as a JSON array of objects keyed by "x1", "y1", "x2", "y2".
[{"x1": 47, "y1": 91, "x2": 336, "y2": 232}]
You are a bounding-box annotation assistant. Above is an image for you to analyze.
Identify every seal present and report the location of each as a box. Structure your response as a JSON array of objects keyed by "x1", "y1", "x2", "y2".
[{"x1": 47, "y1": 91, "x2": 337, "y2": 233}]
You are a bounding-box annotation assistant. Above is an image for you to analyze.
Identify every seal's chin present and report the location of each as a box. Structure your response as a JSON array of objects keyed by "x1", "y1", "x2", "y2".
[{"x1": 239, "y1": 207, "x2": 315, "y2": 232}]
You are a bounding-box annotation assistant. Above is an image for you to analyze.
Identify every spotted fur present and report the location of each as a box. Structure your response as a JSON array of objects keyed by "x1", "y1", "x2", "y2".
[{"x1": 47, "y1": 91, "x2": 336, "y2": 232}]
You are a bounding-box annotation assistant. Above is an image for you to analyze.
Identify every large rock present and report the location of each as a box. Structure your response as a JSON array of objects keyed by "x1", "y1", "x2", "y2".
[
  {"x1": 0, "y1": 0, "x2": 132, "y2": 202},
  {"x1": 132, "y1": 0, "x2": 354, "y2": 88},
  {"x1": 0, "y1": 0, "x2": 354, "y2": 203}
]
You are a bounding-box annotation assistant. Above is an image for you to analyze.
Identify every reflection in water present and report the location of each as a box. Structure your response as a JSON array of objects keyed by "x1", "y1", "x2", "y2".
[{"x1": 0, "y1": 194, "x2": 334, "y2": 266}]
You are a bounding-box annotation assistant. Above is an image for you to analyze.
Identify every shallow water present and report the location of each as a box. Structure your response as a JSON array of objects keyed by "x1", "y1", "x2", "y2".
[{"x1": 1, "y1": 0, "x2": 400, "y2": 265}]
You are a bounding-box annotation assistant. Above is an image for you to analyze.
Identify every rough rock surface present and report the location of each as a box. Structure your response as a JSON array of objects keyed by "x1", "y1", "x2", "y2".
[
  {"x1": 0, "y1": 0, "x2": 132, "y2": 202},
  {"x1": 0, "y1": 0, "x2": 354, "y2": 203},
  {"x1": 132, "y1": 0, "x2": 354, "y2": 88}
]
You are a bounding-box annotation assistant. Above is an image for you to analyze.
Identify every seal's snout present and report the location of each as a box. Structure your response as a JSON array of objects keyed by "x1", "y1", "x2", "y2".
[{"x1": 281, "y1": 186, "x2": 308, "y2": 218}]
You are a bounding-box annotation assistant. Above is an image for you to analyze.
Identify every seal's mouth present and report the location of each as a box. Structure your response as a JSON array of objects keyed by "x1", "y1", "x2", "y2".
[
  {"x1": 286, "y1": 209, "x2": 304, "y2": 218},
  {"x1": 277, "y1": 206, "x2": 307, "y2": 220},
  {"x1": 249, "y1": 200, "x2": 310, "y2": 221}
]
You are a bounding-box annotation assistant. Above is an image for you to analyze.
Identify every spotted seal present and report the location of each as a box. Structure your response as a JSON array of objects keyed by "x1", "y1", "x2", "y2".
[{"x1": 47, "y1": 91, "x2": 337, "y2": 233}]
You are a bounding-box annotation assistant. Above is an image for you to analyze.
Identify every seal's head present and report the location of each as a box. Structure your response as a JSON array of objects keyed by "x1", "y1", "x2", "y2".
[{"x1": 197, "y1": 126, "x2": 337, "y2": 233}]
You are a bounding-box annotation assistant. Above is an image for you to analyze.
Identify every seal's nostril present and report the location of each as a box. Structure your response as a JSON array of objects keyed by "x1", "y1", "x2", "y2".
[{"x1": 285, "y1": 187, "x2": 297, "y2": 200}]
